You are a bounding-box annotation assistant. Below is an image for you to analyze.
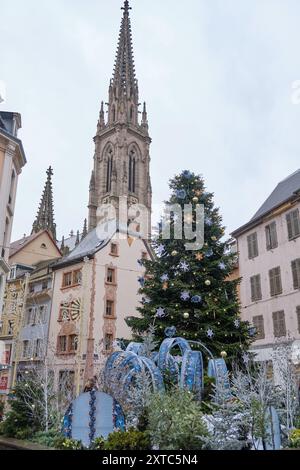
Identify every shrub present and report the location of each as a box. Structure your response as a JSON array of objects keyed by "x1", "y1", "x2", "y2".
[
  {"x1": 104, "y1": 429, "x2": 151, "y2": 450},
  {"x1": 147, "y1": 388, "x2": 208, "y2": 450},
  {"x1": 31, "y1": 429, "x2": 61, "y2": 448},
  {"x1": 289, "y1": 429, "x2": 300, "y2": 449},
  {"x1": 89, "y1": 436, "x2": 106, "y2": 450},
  {"x1": 54, "y1": 437, "x2": 85, "y2": 450}
]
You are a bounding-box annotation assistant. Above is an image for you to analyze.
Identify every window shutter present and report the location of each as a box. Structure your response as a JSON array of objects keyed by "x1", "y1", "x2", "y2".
[
  {"x1": 297, "y1": 306, "x2": 300, "y2": 333},
  {"x1": 273, "y1": 311, "x2": 286, "y2": 337},
  {"x1": 270, "y1": 222, "x2": 278, "y2": 249},
  {"x1": 286, "y1": 212, "x2": 293, "y2": 239},
  {"x1": 291, "y1": 260, "x2": 300, "y2": 290},
  {"x1": 292, "y1": 209, "x2": 300, "y2": 237},
  {"x1": 269, "y1": 269, "x2": 275, "y2": 296},
  {"x1": 247, "y1": 233, "x2": 258, "y2": 259},
  {"x1": 253, "y1": 315, "x2": 265, "y2": 339}
]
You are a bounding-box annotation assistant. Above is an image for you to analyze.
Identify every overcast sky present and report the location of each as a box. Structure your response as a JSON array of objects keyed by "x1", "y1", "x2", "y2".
[{"x1": 1, "y1": 0, "x2": 300, "y2": 241}]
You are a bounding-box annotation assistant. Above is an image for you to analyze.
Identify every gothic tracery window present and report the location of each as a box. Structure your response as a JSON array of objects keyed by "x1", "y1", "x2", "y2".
[
  {"x1": 128, "y1": 150, "x2": 136, "y2": 193},
  {"x1": 106, "y1": 148, "x2": 113, "y2": 193}
]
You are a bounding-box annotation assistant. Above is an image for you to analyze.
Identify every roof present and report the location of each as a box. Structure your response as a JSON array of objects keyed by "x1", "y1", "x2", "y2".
[
  {"x1": 9, "y1": 230, "x2": 61, "y2": 259},
  {"x1": 232, "y1": 169, "x2": 300, "y2": 237},
  {"x1": 53, "y1": 221, "x2": 152, "y2": 270},
  {"x1": 0, "y1": 111, "x2": 26, "y2": 166}
]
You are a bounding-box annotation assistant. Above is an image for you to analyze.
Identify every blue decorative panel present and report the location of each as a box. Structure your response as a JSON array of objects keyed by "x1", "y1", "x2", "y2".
[{"x1": 63, "y1": 391, "x2": 125, "y2": 448}]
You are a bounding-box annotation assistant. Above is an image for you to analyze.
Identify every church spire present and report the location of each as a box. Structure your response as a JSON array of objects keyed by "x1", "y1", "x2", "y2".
[
  {"x1": 32, "y1": 166, "x2": 57, "y2": 240},
  {"x1": 112, "y1": 0, "x2": 136, "y2": 94}
]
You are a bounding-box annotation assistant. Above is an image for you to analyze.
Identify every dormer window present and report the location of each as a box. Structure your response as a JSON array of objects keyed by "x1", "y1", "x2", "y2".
[{"x1": 110, "y1": 243, "x2": 119, "y2": 256}]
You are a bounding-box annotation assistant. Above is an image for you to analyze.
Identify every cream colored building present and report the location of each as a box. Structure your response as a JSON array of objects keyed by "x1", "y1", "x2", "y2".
[
  {"x1": 232, "y1": 170, "x2": 300, "y2": 366},
  {"x1": 47, "y1": 226, "x2": 151, "y2": 395},
  {"x1": 0, "y1": 112, "x2": 26, "y2": 313}
]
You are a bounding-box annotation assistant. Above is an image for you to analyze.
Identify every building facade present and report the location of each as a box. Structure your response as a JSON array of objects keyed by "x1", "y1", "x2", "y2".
[
  {"x1": 47, "y1": 227, "x2": 151, "y2": 396},
  {"x1": 232, "y1": 170, "x2": 300, "y2": 365},
  {"x1": 0, "y1": 231, "x2": 61, "y2": 398},
  {"x1": 0, "y1": 112, "x2": 26, "y2": 313}
]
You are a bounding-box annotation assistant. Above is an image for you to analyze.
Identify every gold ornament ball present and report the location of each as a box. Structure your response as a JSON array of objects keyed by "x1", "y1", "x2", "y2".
[
  {"x1": 192, "y1": 197, "x2": 199, "y2": 203},
  {"x1": 205, "y1": 280, "x2": 211, "y2": 286},
  {"x1": 221, "y1": 351, "x2": 227, "y2": 358},
  {"x1": 211, "y1": 236, "x2": 217, "y2": 241},
  {"x1": 171, "y1": 250, "x2": 178, "y2": 256},
  {"x1": 183, "y1": 312, "x2": 190, "y2": 319}
]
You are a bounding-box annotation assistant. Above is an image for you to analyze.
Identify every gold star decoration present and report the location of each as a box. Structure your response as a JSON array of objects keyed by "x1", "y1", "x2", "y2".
[
  {"x1": 194, "y1": 189, "x2": 202, "y2": 197},
  {"x1": 195, "y1": 252, "x2": 204, "y2": 261},
  {"x1": 162, "y1": 282, "x2": 168, "y2": 291}
]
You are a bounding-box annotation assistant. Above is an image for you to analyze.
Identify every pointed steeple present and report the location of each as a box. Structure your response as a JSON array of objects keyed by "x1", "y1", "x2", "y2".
[
  {"x1": 75, "y1": 230, "x2": 80, "y2": 246},
  {"x1": 81, "y1": 218, "x2": 88, "y2": 240},
  {"x1": 112, "y1": 1, "x2": 136, "y2": 94},
  {"x1": 32, "y1": 166, "x2": 57, "y2": 240}
]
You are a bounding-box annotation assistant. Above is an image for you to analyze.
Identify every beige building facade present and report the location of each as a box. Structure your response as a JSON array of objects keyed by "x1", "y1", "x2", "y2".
[
  {"x1": 47, "y1": 228, "x2": 151, "y2": 395},
  {"x1": 232, "y1": 170, "x2": 300, "y2": 366}
]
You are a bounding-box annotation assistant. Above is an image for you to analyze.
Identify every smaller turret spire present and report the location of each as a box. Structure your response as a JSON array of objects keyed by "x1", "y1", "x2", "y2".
[
  {"x1": 32, "y1": 166, "x2": 57, "y2": 240},
  {"x1": 97, "y1": 101, "x2": 105, "y2": 130},
  {"x1": 81, "y1": 219, "x2": 88, "y2": 240}
]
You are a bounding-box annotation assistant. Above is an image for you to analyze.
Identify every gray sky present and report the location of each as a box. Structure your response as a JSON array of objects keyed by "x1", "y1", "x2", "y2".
[{"x1": 1, "y1": 0, "x2": 300, "y2": 241}]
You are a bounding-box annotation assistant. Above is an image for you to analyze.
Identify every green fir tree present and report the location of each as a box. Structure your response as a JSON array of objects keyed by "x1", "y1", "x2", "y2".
[{"x1": 127, "y1": 171, "x2": 252, "y2": 360}]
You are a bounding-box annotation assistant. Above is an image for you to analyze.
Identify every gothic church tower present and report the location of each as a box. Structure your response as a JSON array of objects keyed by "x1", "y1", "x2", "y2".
[{"x1": 88, "y1": 1, "x2": 152, "y2": 233}]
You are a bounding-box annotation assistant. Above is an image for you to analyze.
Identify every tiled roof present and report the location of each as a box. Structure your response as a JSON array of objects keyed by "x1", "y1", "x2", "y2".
[{"x1": 251, "y1": 169, "x2": 300, "y2": 221}]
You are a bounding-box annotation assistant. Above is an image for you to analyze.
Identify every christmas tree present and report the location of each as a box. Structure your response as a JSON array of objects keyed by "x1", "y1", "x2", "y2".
[{"x1": 127, "y1": 171, "x2": 252, "y2": 360}]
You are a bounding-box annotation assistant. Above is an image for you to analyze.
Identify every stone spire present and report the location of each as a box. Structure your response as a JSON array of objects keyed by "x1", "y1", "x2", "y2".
[
  {"x1": 81, "y1": 218, "x2": 88, "y2": 240},
  {"x1": 107, "y1": 0, "x2": 139, "y2": 126},
  {"x1": 88, "y1": 1, "x2": 152, "y2": 237},
  {"x1": 32, "y1": 166, "x2": 57, "y2": 240}
]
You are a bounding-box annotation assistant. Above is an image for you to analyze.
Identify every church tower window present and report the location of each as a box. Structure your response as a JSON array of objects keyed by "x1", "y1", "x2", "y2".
[
  {"x1": 128, "y1": 151, "x2": 136, "y2": 193},
  {"x1": 106, "y1": 149, "x2": 113, "y2": 193}
]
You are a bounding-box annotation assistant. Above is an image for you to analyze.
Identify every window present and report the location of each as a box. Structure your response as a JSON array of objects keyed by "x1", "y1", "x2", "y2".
[
  {"x1": 265, "y1": 222, "x2": 278, "y2": 250},
  {"x1": 269, "y1": 266, "x2": 282, "y2": 296},
  {"x1": 128, "y1": 151, "x2": 136, "y2": 193},
  {"x1": 110, "y1": 243, "x2": 118, "y2": 256},
  {"x1": 297, "y1": 306, "x2": 300, "y2": 333},
  {"x1": 58, "y1": 336, "x2": 67, "y2": 353},
  {"x1": 25, "y1": 307, "x2": 35, "y2": 325},
  {"x1": 247, "y1": 232, "x2": 258, "y2": 259},
  {"x1": 62, "y1": 270, "x2": 82, "y2": 288},
  {"x1": 105, "y1": 300, "x2": 114, "y2": 317},
  {"x1": 7, "y1": 321, "x2": 14, "y2": 336},
  {"x1": 252, "y1": 315, "x2": 265, "y2": 340},
  {"x1": 40, "y1": 243, "x2": 47, "y2": 249},
  {"x1": 29, "y1": 283, "x2": 35, "y2": 294},
  {"x1": 42, "y1": 280, "x2": 48, "y2": 290},
  {"x1": 291, "y1": 259, "x2": 300, "y2": 290},
  {"x1": 106, "y1": 150, "x2": 113, "y2": 193},
  {"x1": 22, "y1": 340, "x2": 30, "y2": 358},
  {"x1": 272, "y1": 310, "x2": 286, "y2": 338},
  {"x1": 73, "y1": 270, "x2": 82, "y2": 286},
  {"x1": 62, "y1": 272, "x2": 72, "y2": 288},
  {"x1": 58, "y1": 370, "x2": 75, "y2": 398},
  {"x1": 33, "y1": 339, "x2": 42, "y2": 358},
  {"x1": 286, "y1": 209, "x2": 300, "y2": 240},
  {"x1": 104, "y1": 333, "x2": 113, "y2": 351},
  {"x1": 250, "y1": 274, "x2": 262, "y2": 302},
  {"x1": 69, "y1": 335, "x2": 78, "y2": 353},
  {"x1": 106, "y1": 268, "x2": 115, "y2": 284}
]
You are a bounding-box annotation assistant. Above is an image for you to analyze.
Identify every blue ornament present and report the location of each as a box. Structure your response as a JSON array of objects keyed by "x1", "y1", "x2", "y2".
[
  {"x1": 205, "y1": 248, "x2": 213, "y2": 258},
  {"x1": 138, "y1": 277, "x2": 145, "y2": 287},
  {"x1": 191, "y1": 295, "x2": 202, "y2": 304},
  {"x1": 248, "y1": 326, "x2": 257, "y2": 337},
  {"x1": 182, "y1": 170, "x2": 193, "y2": 179},
  {"x1": 160, "y1": 273, "x2": 169, "y2": 282},
  {"x1": 137, "y1": 259, "x2": 144, "y2": 266},
  {"x1": 176, "y1": 189, "x2": 187, "y2": 199},
  {"x1": 165, "y1": 326, "x2": 177, "y2": 338},
  {"x1": 218, "y1": 262, "x2": 226, "y2": 270},
  {"x1": 180, "y1": 291, "x2": 190, "y2": 301},
  {"x1": 205, "y1": 217, "x2": 213, "y2": 227},
  {"x1": 142, "y1": 296, "x2": 151, "y2": 304}
]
